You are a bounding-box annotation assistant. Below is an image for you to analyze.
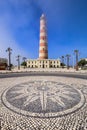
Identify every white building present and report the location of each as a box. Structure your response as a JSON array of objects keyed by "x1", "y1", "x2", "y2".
[
  {"x1": 27, "y1": 59, "x2": 60, "y2": 68},
  {"x1": 80, "y1": 58, "x2": 87, "y2": 61},
  {"x1": 84, "y1": 58, "x2": 87, "y2": 61}
]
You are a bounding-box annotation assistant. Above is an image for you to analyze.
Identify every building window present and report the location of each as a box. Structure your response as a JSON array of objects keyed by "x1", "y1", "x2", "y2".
[{"x1": 43, "y1": 27, "x2": 45, "y2": 30}]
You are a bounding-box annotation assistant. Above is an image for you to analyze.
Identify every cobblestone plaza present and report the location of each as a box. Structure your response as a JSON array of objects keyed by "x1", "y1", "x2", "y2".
[{"x1": 0, "y1": 75, "x2": 87, "y2": 130}]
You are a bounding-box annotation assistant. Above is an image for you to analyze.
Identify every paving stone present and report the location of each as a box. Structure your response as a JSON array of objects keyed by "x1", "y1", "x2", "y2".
[{"x1": 0, "y1": 76, "x2": 87, "y2": 130}]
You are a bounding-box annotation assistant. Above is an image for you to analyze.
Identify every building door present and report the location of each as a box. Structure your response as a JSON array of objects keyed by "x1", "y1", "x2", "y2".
[{"x1": 43, "y1": 64, "x2": 44, "y2": 68}]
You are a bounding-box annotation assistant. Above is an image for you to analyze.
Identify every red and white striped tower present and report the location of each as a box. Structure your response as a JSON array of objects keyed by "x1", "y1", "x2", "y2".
[{"x1": 39, "y1": 14, "x2": 48, "y2": 59}]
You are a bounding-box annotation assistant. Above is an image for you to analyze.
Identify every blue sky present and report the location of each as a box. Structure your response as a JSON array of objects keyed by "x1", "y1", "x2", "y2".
[{"x1": 0, "y1": 0, "x2": 87, "y2": 64}]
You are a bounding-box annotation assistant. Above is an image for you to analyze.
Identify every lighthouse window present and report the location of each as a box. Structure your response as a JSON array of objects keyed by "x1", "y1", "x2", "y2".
[
  {"x1": 42, "y1": 36, "x2": 46, "y2": 40},
  {"x1": 43, "y1": 48, "x2": 45, "y2": 51},
  {"x1": 43, "y1": 27, "x2": 45, "y2": 30}
]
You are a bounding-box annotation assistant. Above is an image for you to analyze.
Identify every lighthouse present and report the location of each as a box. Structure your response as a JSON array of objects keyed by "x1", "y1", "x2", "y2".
[
  {"x1": 39, "y1": 14, "x2": 48, "y2": 59},
  {"x1": 27, "y1": 14, "x2": 60, "y2": 68}
]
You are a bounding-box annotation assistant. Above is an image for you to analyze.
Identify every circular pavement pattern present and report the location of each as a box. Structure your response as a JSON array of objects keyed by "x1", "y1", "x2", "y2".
[{"x1": 1, "y1": 80, "x2": 85, "y2": 118}]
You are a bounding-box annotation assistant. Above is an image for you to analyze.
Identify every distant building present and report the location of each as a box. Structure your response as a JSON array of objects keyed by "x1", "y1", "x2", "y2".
[
  {"x1": 83, "y1": 58, "x2": 87, "y2": 61},
  {"x1": 80, "y1": 58, "x2": 87, "y2": 61},
  {"x1": 0, "y1": 58, "x2": 8, "y2": 70},
  {"x1": 27, "y1": 14, "x2": 60, "y2": 68},
  {"x1": 27, "y1": 59, "x2": 60, "y2": 68}
]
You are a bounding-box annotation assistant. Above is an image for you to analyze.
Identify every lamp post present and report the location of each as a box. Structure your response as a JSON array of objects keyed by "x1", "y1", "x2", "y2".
[
  {"x1": 61, "y1": 56, "x2": 64, "y2": 68},
  {"x1": 22, "y1": 57, "x2": 27, "y2": 69},
  {"x1": 16, "y1": 55, "x2": 21, "y2": 70},
  {"x1": 6, "y1": 47, "x2": 12, "y2": 71},
  {"x1": 74, "y1": 50, "x2": 79, "y2": 71},
  {"x1": 66, "y1": 54, "x2": 71, "y2": 69},
  {"x1": 72, "y1": 55, "x2": 75, "y2": 69}
]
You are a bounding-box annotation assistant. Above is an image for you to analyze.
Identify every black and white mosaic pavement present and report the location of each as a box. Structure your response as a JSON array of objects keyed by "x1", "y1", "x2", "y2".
[
  {"x1": 0, "y1": 76, "x2": 87, "y2": 130},
  {"x1": 1, "y1": 81, "x2": 85, "y2": 118}
]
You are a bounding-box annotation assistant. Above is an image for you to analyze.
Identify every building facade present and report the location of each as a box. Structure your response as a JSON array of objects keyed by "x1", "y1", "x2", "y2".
[
  {"x1": 27, "y1": 14, "x2": 60, "y2": 68},
  {"x1": 27, "y1": 59, "x2": 60, "y2": 68},
  {"x1": 0, "y1": 58, "x2": 8, "y2": 70},
  {"x1": 83, "y1": 58, "x2": 87, "y2": 61}
]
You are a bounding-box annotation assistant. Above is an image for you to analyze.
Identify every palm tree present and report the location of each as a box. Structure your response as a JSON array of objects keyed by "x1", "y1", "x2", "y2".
[
  {"x1": 6, "y1": 47, "x2": 12, "y2": 70},
  {"x1": 16, "y1": 55, "x2": 21, "y2": 70},
  {"x1": 66, "y1": 54, "x2": 71, "y2": 69},
  {"x1": 74, "y1": 50, "x2": 79, "y2": 71}
]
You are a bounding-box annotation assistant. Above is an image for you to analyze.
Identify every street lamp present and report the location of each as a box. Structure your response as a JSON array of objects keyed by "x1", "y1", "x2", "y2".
[
  {"x1": 6, "y1": 47, "x2": 12, "y2": 71},
  {"x1": 22, "y1": 57, "x2": 27, "y2": 69},
  {"x1": 74, "y1": 50, "x2": 79, "y2": 71},
  {"x1": 71, "y1": 54, "x2": 75, "y2": 69},
  {"x1": 16, "y1": 55, "x2": 21, "y2": 70},
  {"x1": 66, "y1": 54, "x2": 71, "y2": 69},
  {"x1": 61, "y1": 56, "x2": 65, "y2": 68}
]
